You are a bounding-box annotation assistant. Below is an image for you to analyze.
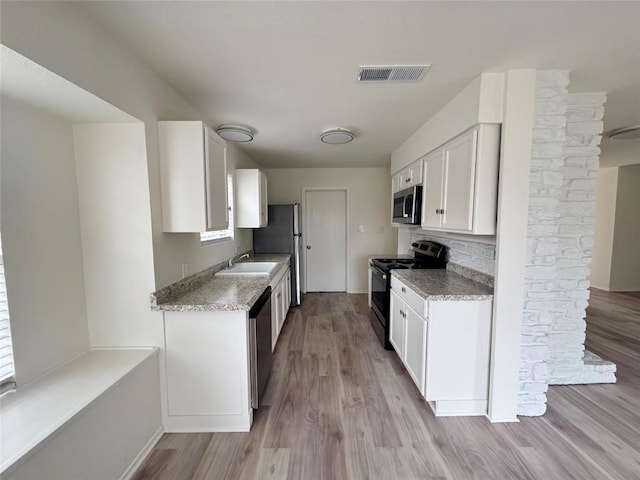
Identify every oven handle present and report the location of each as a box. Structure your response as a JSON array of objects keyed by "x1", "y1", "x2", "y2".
[{"x1": 369, "y1": 264, "x2": 387, "y2": 280}]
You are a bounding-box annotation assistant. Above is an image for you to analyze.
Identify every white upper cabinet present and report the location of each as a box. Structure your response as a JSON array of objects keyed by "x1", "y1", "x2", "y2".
[
  {"x1": 235, "y1": 169, "x2": 268, "y2": 228},
  {"x1": 158, "y1": 121, "x2": 228, "y2": 233},
  {"x1": 422, "y1": 149, "x2": 445, "y2": 229},
  {"x1": 393, "y1": 158, "x2": 423, "y2": 193},
  {"x1": 420, "y1": 124, "x2": 500, "y2": 235},
  {"x1": 391, "y1": 172, "x2": 402, "y2": 194}
]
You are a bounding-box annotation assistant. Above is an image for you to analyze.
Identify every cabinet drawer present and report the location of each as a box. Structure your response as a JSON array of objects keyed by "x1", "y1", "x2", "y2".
[{"x1": 390, "y1": 276, "x2": 427, "y2": 317}]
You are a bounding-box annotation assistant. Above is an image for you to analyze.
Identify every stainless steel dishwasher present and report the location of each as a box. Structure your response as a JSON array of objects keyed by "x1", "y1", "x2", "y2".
[{"x1": 249, "y1": 286, "x2": 272, "y2": 409}]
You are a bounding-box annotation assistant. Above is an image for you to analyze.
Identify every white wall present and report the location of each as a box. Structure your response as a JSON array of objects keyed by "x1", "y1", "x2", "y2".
[
  {"x1": 0, "y1": 1, "x2": 258, "y2": 291},
  {"x1": 0, "y1": 97, "x2": 89, "y2": 385},
  {"x1": 264, "y1": 168, "x2": 396, "y2": 293},
  {"x1": 391, "y1": 73, "x2": 504, "y2": 173},
  {"x1": 610, "y1": 164, "x2": 640, "y2": 291},
  {"x1": 73, "y1": 123, "x2": 160, "y2": 348},
  {"x1": 592, "y1": 164, "x2": 640, "y2": 291},
  {"x1": 591, "y1": 167, "x2": 618, "y2": 289}
]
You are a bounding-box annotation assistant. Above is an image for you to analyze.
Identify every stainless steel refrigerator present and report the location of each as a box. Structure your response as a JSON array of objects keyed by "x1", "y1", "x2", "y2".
[{"x1": 253, "y1": 204, "x2": 303, "y2": 306}]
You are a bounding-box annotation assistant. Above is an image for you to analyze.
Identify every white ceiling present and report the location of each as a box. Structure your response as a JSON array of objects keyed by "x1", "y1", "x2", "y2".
[
  {"x1": 78, "y1": 1, "x2": 640, "y2": 168},
  {"x1": 0, "y1": 45, "x2": 138, "y2": 124}
]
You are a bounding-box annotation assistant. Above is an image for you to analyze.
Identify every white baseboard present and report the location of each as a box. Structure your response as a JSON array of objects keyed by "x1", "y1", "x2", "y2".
[
  {"x1": 164, "y1": 425, "x2": 251, "y2": 433},
  {"x1": 428, "y1": 399, "x2": 487, "y2": 417},
  {"x1": 486, "y1": 415, "x2": 520, "y2": 423},
  {"x1": 120, "y1": 426, "x2": 164, "y2": 480}
]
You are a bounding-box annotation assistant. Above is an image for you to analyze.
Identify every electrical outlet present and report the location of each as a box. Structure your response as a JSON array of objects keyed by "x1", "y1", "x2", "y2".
[{"x1": 181, "y1": 263, "x2": 189, "y2": 279}]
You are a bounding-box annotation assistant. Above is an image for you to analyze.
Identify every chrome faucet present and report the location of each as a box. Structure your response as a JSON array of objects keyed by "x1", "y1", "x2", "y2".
[{"x1": 228, "y1": 253, "x2": 250, "y2": 269}]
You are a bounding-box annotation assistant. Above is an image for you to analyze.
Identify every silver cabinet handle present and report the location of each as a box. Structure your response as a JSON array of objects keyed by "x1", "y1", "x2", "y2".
[
  {"x1": 399, "y1": 309, "x2": 404, "y2": 317},
  {"x1": 401, "y1": 287, "x2": 406, "y2": 293},
  {"x1": 306, "y1": 245, "x2": 311, "y2": 250},
  {"x1": 441, "y1": 209, "x2": 445, "y2": 215},
  {"x1": 435, "y1": 208, "x2": 440, "y2": 214}
]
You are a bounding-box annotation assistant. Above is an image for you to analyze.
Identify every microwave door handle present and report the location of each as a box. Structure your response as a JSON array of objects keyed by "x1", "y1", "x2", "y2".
[{"x1": 403, "y1": 195, "x2": 410, "y2": 218}]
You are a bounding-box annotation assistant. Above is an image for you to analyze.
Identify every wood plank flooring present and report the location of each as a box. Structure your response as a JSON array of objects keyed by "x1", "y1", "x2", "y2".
[{"x1": 134, "y1": 289, "x2": 640, "y2": 480}]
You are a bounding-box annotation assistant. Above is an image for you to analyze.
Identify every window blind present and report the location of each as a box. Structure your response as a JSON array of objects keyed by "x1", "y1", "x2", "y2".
[
  {"x1": 201, "y1": 173, "x2": 235, "y2": 244},
  {"x1": 0, "y1": 235, "x2": 16, "y2": 394}
]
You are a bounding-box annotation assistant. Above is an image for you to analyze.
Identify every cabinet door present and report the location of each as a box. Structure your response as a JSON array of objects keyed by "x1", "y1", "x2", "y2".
[
  {"x1": 271, "y1": 291, "x2": 279, "y2": 350},
  {"x1": 284, "y1": 270, "x2": 291, "y2": 314},
  {"x1": 236, "y1": 169, "x2": 267, "y2": 228},
  {"x1": 421, "y1": 149, "x2": 445, "y2": 229},
  {"x1": 404, "y1": 305, "x2": 427, "y2": 395},
  {"x1": 278, "y1": 280, "x2": 287, "y2": 333},
  {"x1": 389, "y1": 290, "x2": 405, "y2": 356},
  {"x1": 406, "y1": 161, "x2": 423, "y2": 188},
  {"x1": 260, "y1": 171, "x2": 268, "y2": 227},
  {"x1": 442, "y1": 129, "x2": 476, "y2": 232},
  {"x1": 391, "y1": 173, "x2": 402, "y2": 194},
  {"x1": 276, "y1": 285, "x2": 284, "y2": 334},
  {"x1": 205, "y1": 128, "x2": 228, "y2": 231}
]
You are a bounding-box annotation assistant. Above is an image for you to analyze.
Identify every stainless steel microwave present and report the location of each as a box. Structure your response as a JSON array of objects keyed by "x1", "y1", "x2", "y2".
[{"x1": 392, "y1": 185, "x2": 422, "y2": 224}]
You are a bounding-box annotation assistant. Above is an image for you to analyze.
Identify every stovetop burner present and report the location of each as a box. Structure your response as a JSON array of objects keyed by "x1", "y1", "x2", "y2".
[
  {"x1": 375, "y1": 258, "x2": 413, "y2": 264},
  {"x1": 387, "y1": 264, "x2": 410, "y2": 269}
]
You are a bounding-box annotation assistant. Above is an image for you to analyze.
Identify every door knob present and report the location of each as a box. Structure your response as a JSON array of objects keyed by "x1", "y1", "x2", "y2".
[{"x1": 306, "y1": 245, "x2": 311, "y2": 249}]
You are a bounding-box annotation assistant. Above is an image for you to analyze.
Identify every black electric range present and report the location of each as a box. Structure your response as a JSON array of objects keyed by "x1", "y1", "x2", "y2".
[{"x1": 369, "y1": 240, "x2": 447, "y2": 349}]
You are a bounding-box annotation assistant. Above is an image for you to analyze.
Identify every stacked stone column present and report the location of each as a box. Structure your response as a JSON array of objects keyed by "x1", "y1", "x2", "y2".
[{"x1": 518, "y1": 71, "x2": 614, "y2": 417}]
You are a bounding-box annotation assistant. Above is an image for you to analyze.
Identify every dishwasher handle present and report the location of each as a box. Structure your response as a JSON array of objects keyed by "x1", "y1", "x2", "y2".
[{"x1": 249, "y1": 286, "x2": 272, "y2": 318}]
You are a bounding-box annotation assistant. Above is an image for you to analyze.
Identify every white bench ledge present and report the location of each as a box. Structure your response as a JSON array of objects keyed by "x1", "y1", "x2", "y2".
[{"x1": 0, "y1": 347, "x2": 159, "y2": 474}]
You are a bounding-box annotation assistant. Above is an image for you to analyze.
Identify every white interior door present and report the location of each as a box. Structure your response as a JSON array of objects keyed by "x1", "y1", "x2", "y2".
[{"x1": 305, "y1": 190, "x2": 346, "y2": 292}]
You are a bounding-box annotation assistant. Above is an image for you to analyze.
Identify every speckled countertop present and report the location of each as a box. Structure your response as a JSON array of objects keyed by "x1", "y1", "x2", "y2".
[
  {"x1": 392, "y1": 268, "x2": 493, "y2": 301},
  {"x1": 151, "y1": 254, "x2": 290, "y2": 312}
]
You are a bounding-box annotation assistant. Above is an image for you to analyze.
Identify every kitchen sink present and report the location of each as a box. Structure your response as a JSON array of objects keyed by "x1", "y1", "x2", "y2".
[{"x1": 215, "y1": 262, "x2": 279, "y2": 276}]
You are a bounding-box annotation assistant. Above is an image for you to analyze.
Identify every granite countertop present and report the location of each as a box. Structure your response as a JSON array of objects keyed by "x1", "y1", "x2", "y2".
[
  {"x1": 151, "y1": 254, "x2": 290, "y2": 312},
  {"x1": 391, "y1": 268, "x2": 494, "y2": 301}
]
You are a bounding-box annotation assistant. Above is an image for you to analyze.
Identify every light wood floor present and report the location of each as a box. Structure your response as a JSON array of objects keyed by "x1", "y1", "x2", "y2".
[{"x1": 134, "y1": 290, "x2": 640, "y2": 480}]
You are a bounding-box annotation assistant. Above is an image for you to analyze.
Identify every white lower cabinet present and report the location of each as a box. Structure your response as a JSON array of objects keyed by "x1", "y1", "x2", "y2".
[
  {"x1": 270, "y1": 264, "x2": 291, "y2": 350},
  {"x1": 163, "y1": 309, "x2": 252, "y2": 432},
  {"x1": 389, "y1": 290, "x2": 406, "y2": 354},
  {"x1": 390, "y1": 290, "x2": 427, "y2": 395},
  {"x1": 404, "y1": 305, "x2": 428, "y2": 395},
  {"x1": 390, "y1": 276, "x2": 492, "y2": 416}
]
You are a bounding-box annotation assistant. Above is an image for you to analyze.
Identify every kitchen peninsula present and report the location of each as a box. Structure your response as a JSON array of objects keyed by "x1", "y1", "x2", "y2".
[{"x1": 151, "y1": 254, "x2": 291, "y2": 432}]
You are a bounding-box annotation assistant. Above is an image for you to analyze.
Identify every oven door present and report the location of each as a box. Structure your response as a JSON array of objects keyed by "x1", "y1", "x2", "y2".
[{"x1": 369, "y1": 264, "x2": 388, "y2": 322}]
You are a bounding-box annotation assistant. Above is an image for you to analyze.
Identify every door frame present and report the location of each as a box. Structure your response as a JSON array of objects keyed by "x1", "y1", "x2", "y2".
[{"x1": 301, "y1": 187, "x2": 350, "y2": 293}]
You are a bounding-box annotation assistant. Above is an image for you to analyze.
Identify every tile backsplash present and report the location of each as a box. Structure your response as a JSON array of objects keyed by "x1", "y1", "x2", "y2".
[{"x1": 398, "y1": 228, "x2": 496, "y2": 278}]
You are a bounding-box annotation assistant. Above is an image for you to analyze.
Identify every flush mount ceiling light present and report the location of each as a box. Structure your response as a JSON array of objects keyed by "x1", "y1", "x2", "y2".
[
  {"x1": 216, "y1": 125, "x2": 254, "y2": 142},
  {"x1": 320, "y1": 128, "x2": 355, "y2": 145},
  {"x1": 608, "y1": 124, "x2": 640, "y2": 140}
]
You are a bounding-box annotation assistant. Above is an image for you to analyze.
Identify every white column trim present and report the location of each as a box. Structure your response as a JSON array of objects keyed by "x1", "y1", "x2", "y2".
[{"x1": 487, "y1": 69, "x2": 537, "y2": 422}]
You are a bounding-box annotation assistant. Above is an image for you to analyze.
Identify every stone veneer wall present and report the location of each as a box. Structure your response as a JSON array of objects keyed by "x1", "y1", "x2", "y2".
[{"x1": 519, "y1": 71, "x2": 615, "y2": 417}]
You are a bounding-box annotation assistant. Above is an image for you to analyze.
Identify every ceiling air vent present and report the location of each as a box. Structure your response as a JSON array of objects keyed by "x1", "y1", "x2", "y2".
[{"x1": 357, "y1": 65, "x2": 431, "y2": 83}]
